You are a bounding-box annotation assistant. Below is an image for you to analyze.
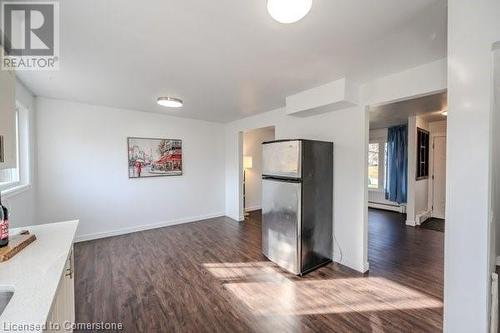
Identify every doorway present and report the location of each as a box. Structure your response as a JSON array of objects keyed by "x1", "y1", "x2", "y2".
[
  {"x1": 366, "y1": 91, "x2": 448, "y2": 327},
  {"x1": 241, "y1": 126, "x2": 275, "y2": 219},
  {"x1": 368, "y1": 91, "x2": 448, "y2": 229},
  {"x1": 431, "y1": 135, "x2": 446, "y2": 219}
]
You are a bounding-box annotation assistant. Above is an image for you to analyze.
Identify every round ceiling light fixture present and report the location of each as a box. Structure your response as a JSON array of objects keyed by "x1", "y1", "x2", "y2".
[
  {"x1": 267, "y1": 0, "x2": 312, "y2": 24},
  {"x1": 157, "y1": 97, "x2": 183, "y2": 108}
]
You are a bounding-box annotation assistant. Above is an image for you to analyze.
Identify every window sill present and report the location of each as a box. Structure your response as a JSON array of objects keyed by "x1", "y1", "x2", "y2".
[
  {"x1": 368, "y1": 188, "x2": 384, "y2": 193},
  {"x1": 1, "y1": 184, "x2": 31, "y2": 199}
]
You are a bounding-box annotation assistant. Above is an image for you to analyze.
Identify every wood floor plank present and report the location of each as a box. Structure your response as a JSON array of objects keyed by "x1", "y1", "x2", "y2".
[{"x1": 74, "y1": 209, "x2": 443, "y2": 332}]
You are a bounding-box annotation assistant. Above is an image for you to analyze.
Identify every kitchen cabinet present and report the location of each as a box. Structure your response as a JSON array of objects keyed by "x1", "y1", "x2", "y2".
[
  {"x1": 0, "y1": 62, "x2": 16, "y2": 170},
  {"x1": 45, "y1": 246, "x2": 75, "y2": 332},
  {"x1": 0, "y1": 221, "x2": 79, "y2": 333}
]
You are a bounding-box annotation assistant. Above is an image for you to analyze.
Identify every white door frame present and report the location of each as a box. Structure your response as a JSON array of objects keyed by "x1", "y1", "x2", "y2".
[{"x1": 428, "y1": 133, "x2": 446, "y2": 219}]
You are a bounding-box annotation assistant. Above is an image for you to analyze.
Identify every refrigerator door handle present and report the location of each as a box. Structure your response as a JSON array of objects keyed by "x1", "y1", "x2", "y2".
[{"x1": 262, "y1": 175, "x2": 301, "y2": 183}]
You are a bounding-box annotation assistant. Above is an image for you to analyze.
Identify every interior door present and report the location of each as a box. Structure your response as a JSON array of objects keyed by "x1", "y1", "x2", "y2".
[
  {"x1": 432, "y1": 136, "x2": 447, "y2": 219},
  {"x1": 261, "y1": 178, "x2": 301, "y2": 274}
]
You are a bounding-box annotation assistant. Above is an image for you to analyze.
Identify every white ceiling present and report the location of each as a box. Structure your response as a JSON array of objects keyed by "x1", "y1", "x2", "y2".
[
  {"x1": 17, "y1": 0, "x2": 447, "y2": 123},
  {"x1": 369, "y1": 91, "x2": 448, "y2": 129}
]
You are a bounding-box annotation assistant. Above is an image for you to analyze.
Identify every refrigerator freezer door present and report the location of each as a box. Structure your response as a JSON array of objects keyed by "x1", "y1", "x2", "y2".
[
  {"x1": 262, "y1": 178, "x2": 301, "y2": 275},
  {"x1": 262, "y1": 140, "x2": 302, "y2": 179}
]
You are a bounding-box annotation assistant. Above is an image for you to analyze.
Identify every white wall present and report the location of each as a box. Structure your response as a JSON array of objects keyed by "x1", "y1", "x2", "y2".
[
  {"x1": 369, "y1": 128, "x2": 388, "y2": 142},
  {"x1": 445, "y1": 1, "x2": 500, "y2": 332},
  {"x1": 429, "y1": 120, "x2": 447, "y2": 135},
  {"x1": 36, "y1": 97, "x2": 226, "y2": 241},
  {"x1": 243, "y1": 127, "x2": 275, "y2": 211},
  {"x1": 494, "y1": 48, "x2": 500, "y2": 261},
  {"x1": 361, "y1": 59, "x2": 447, "y2": 107},
  {"x1": 4, "y1": 79, "x2": 37, "y2": 228}
]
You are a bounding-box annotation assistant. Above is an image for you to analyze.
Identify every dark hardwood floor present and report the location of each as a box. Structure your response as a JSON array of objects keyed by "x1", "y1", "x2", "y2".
[
  {"x1": 74, "y1": 209, "x2": 443, "y2": 333},
  {"x1": 420, "y1": 218, "x2": 445, "y2": 232}
]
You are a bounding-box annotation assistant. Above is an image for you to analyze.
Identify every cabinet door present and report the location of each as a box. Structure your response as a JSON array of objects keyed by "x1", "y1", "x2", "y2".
[
  {"x1": 0, "y1": 64, "x2": 16, "y2": 170},
  {"x1": 45, "y1": 246, "x2": 75, "y2": 332},
  {"x1": 60, "y1": 247, "x2": 75, "y2": 327}
]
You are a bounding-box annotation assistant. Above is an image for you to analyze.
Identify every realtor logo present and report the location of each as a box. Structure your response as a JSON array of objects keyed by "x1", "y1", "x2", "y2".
[{"x1": 1, "y1": 1, "x2": 60, "y2": 70}]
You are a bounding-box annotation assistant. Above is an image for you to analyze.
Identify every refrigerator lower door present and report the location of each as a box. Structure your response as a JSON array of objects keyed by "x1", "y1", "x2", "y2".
[{"x1": 262, "y1": 178, "x2": 301, "y2": 275}]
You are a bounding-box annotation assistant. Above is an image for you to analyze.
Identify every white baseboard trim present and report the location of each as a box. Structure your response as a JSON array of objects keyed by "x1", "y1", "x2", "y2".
[
  {"x1": 244, "y1": 205, "x2": 261, "y2": 212},
  {"x1": 75, "y1": 212, "x2": 225, "y2": 242},
  {"x1": 496, "y1": 256, "x2": 500, "y2": 266},
  {"x1": 416, "y1": 210, "x2": 432, "y2": 225},
  {"x1": 333, "y1": 252, "x2": 369, "y2": 273},
  {"x1": 362, "y1": 261, "x2": 370, "y2": 273},
  {"x1": 406, "y1": 219, "x2": 416, "y2": 227},
  {"x1": 225, "y1": 213, "x2": 243, "y2": 222},
  {"x1": 368, "y1": 202, "x2": 405, "y2": 214}
]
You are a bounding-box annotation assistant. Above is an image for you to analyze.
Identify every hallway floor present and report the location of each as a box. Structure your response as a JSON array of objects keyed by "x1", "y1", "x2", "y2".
[
  {"x1": 420, "y1": 218, "x2": 445, "y2": 232},
  {"x1": 368, "y1": 208, "x2": 443, "y2": 299}
]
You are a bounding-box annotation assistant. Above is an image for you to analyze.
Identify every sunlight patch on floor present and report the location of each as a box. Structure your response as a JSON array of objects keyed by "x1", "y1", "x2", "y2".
[
  {"x1": 203, "y1": 262, "x2": 443, "y2": 316},
  {"x1": 203, "y1": 262, "x2": 286, "y2": 282}
]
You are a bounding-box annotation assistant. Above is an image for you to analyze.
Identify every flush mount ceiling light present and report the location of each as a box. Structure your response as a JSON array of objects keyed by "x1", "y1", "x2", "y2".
[
  {"x1": 157, "y1": 97, "x2": 183, "y2": 108},
  {"x1": 267, "y1": 0, "x2": 312, "y2": 24}
]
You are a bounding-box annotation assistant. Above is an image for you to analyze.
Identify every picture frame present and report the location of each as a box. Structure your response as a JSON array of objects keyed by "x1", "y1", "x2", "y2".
[{"x1": 127, "y1": 137, "x2": 183, "y2": 178}]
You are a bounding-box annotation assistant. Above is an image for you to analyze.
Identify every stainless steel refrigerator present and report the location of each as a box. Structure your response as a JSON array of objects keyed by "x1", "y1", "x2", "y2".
[{"x1": 261, "y1": 139, "x2": 333, "y2": 276}]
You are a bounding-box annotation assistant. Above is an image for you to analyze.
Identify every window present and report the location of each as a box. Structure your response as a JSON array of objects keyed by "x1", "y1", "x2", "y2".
[
  {"x1": 416, "y1": 128, "x2": 429, "y2": 180},
  {"x1": 0, "y1": 103, "x2": 30, "y2": 193},
  {"x1": 368, "y1": 141, "x2": 387, "y2": 190},
  {"x1": 368, "y1": 143, "x2": 380, "y2": 189}
]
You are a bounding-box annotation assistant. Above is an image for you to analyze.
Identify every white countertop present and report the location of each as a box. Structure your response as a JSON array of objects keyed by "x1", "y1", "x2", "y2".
[{"x1": 0, "y1": 220, "x2": 79, "y2": 332}]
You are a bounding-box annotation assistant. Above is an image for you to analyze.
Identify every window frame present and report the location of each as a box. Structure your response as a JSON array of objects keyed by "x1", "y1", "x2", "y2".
[
  {"x1": 368, "y1": 138, "x2": 386, "y2": 192},
  {"x1": 0, "y1": 110, "x2": 20, "y2": 191},
  {"x1": 416, "y1": 127, "x2": 430, "y2": 180},
  {"x1": 0, "y1": 102, "x2": 30, "y2": 194}
]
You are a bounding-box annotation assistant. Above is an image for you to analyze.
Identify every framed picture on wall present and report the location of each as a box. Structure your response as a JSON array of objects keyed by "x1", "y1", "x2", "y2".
[{"x1": 127, "y1": 137, "x2": 183, "y2": 178}]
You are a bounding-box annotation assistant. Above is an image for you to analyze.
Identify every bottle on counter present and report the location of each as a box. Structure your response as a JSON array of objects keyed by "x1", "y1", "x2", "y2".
[{"x1": 0, "y1": 193, "x2": 8, "y2": 247}]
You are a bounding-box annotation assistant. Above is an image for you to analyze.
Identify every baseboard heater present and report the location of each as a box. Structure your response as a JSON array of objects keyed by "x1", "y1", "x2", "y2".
[
  {"x1": 368, "y1": 201, "x2": 406, "y2": 214},
  {"x1": 491, "y1": 272, "x2": 498, "y2": 333},
  {"x1": 416, "y1": 210, "x2": 432, "y2": 225}
]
